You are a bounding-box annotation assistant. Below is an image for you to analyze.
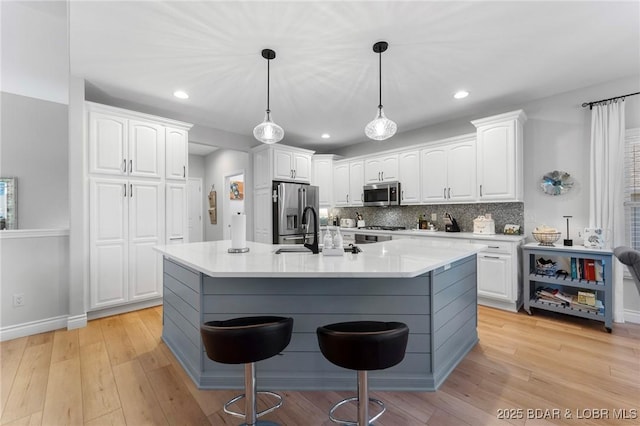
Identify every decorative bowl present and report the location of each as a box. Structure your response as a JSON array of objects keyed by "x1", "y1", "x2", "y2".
[{"x1": 532, "y1": 231, "x2": 561, "y2": 246}]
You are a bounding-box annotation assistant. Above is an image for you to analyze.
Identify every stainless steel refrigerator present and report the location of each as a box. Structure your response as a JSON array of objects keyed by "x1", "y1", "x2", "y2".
[{"x1": 272, "y1": 181, "x2": 319, "y2": 244}]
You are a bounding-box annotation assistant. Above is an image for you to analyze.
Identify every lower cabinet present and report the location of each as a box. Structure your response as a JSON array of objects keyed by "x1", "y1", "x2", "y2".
[
  {"x1": 474, "y1": 239, "x2": 522, "y2": 312},
  {"x1": 166, "y1": 183, "x2": 187, "y2": 245},
  {"x1": 89, "y1": 178, "x2": 164, "y2": 309}
]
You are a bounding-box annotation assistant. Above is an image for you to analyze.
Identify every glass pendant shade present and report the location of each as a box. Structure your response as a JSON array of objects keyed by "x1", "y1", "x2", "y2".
[
  {"x1": 365, "y1": 106, "x2": 397, "y2": 141},
  {"x1": 253, "y1": 110, "x2": 284, "y2": 144}
]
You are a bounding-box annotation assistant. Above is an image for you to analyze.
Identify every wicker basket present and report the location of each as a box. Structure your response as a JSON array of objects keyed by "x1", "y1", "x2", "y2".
[{"x1": 532, "y1": 231, "x2": 561, "y2": 246}]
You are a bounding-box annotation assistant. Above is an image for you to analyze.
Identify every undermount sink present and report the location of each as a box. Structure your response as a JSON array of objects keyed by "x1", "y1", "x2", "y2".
[{"x1": 275, "y1": 245, "x2": 362, "y2": 254}]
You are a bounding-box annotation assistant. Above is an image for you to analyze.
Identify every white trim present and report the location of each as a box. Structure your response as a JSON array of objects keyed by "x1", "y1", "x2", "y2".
[
  {"x1": 0, "y1": 315, "x2": 68, "y2": 342},
  {"x1": 0, "y1": 229, "x2": 69, "y2": 239},
  {"x1": 67, "y1": 314, "x2": 88, "y2": 330},
  {"x1": 85, "y1": 101, "x2": 192, "y2": 130},
  {"x1": 624, "y1": 308, "x2": 640, "y2": 324},
  {"x1": 87, "y1": 298, "x2": 162, "y2": 321}
]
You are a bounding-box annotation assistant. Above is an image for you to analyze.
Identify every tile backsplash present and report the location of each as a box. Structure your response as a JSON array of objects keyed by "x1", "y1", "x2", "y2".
[{"x1": 333, "y1": 202, "x2": 524, "y2": 234}]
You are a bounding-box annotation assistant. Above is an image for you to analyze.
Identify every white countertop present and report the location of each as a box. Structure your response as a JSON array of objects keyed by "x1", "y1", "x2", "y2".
[
  {"x1": 155, "y1": 239, "x2": 487, "y2": 278},
  {"x1": 328, "y1": 227, "x2": 526, "y2": 242}
]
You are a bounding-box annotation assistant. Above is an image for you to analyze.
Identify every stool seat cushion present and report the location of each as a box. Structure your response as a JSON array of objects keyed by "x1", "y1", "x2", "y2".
[
  {"x1": 317, "y1": 321, "x2": 409, "y2": 371},
  {"x1": 201, "y1": 316, "x2": 293, "y2": 364}
]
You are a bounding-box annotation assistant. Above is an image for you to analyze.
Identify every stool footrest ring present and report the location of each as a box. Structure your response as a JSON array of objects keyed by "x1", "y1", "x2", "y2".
[
  {"x1": 223, "y1": 391, "x2": 283, "y2": 419},
  {"x1": 328, "y1": 396, "x2": 386, "y2": 425}
]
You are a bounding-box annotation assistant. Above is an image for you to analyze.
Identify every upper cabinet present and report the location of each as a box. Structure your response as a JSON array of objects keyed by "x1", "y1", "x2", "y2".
[
  {"x1": 312, "y1": 154, "x2": 341, "y2": 207},
  {"x1": 252, "y1": 145, "x2": 315, "y2": 188},
  {"x1": 420, "y1": 135, "x2": 476, "y2": 203},
  {"x1": 398, "y1": 150, "x2": 420, "y2": 204},
  {"x1": 165, "y1": 127, "x2": 188, "y2": 181},
  {"x1": 472, "y1": 110, "x2": 526, "y2": 202},
  {"x1": 87, "y1": 102, "x2": 191, "y2": 180},
  {"x1": 333, "y1": 159, "x2": 364, "y2": 207},
  {"x1": 364, "y1": 154, "x2": 399, "y2": 183}
]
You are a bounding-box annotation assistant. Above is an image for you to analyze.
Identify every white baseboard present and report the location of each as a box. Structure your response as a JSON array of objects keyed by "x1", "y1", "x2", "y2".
[
  {"x1": 67, "y1": 314, "x2": 88, "y2": 330},
  {"x1": 0, "y1": 315, "x2": 68, "y2": 342},
  {"x1": 624, "y1": 309, "x2": 640, "y2": 324},
  {"x1": 87, "y1": 298, "x2": 162, "y2": 321}
]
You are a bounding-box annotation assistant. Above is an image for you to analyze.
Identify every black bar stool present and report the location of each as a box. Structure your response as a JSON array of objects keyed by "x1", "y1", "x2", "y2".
[
  {"x1": 317, "y1": 321, "x2": 409, "y2": 425},
  {"x1": 201, "y1": 316, "x2": 293, "y2": 426}
]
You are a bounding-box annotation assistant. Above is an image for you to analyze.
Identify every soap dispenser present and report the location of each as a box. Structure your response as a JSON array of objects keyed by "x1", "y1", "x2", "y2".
[{"x1": 333, "y1": 227, "x2": 343, "y2": 249}]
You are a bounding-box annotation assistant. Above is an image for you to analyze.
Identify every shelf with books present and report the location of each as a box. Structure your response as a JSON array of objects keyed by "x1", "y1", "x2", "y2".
[{"x1": 522, "y1": 242, "x2": 613, "y2": 332}]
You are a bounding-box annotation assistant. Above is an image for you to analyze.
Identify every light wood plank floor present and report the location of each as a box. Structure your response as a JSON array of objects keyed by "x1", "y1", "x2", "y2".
[{"x1": 1, "y1": 306, "x2": 639, "y2": 425}]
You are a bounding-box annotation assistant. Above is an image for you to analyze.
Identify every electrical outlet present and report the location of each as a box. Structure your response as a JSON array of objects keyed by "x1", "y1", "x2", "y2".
[
  {"x1": 431, "y1": 213, "x2": 437, "y2": 221},
  {"x1": 13, "y1": 293, "x2": 24, "y2": 307}
]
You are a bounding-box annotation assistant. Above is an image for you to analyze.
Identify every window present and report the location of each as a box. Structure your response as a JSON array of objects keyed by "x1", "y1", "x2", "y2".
[{"x1": 625, "y1": 128, "x2": 640, "y2": 249}]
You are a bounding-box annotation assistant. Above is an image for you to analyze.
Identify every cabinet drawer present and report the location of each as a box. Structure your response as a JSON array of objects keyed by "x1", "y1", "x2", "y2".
[{"x1": 471, "y1": 240, "x2": 512, "y2": 254}]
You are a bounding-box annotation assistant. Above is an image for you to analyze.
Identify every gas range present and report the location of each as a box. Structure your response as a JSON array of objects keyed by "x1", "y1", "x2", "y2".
[{"x1": 359, "y1": 225, "x2": 406, "y2": 231}]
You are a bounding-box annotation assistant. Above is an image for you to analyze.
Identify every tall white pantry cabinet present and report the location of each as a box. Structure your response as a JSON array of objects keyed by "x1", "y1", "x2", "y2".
[{"x1": 87, "y1": 102, "x2": 192, "y2": 310}]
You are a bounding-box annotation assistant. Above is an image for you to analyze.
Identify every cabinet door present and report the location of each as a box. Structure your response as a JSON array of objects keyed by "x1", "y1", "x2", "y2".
[
  {"x1": 273, "y1": 149, "x2": 294, "y2": 180},
  {"x1": 349, "y1": 161, "x2": 364, "y2": 206},
  {"x1": 313, "y1": 157, "x2": 333, "y2": 206},
  {"x1": 477, "y1": 122, "x2": 516, "y2": 200},
  {"x1": 129, "y1": 181, "x2": 164, "y2": 301},
  {"x1": 254, "y1": 188, "x2": 273, "y2": 243},
  {"x1": 166, "y1": 183, "x2": 187, "y2": 244},
  {"x1": 364, "y1": 157, "x2": 383, "y2": 183},
  {"x1": 333, "y1": 163, "x2": 350, "y2": 206},
  {"x1": 89, "y1": 112, "x2": 127, "y2": 176},
  {"x1": 89, "y1": 178, "x2": 128, "y2": 308},
  {"x1": 292, "y1": 153, "x2": 312, "y2": 182},
  {"x1": 253, "y1": 148, "x2": 271, "y2": 189},
  {"x1": 420, "y1": 148, "x2": 447, "y2": 203},
  {"x1": 398, "y1": 150, "x2": 420, "y2": 204},
  {"x1": 129, "y1": 120, "x2": 163, "y2": 178},
  {"x1": 477, "y1": 253, "x2": 512, "y2": 301},
  {"x1": 166, "y1": 127, "x2": 188, "y2": 180},
  {"x1": 380, "y1": 154, "x2": 399, "y2": 182},
  {"x1": 447, "y1": 140, "x2": 476, "y2": 202}
]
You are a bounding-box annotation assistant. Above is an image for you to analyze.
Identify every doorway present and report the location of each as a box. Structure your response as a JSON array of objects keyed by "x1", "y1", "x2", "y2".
[
  {"x1": 223, "y1": 171, "x2": 245, "y2": 240},
  {"x1": 188, "y1": 177, "x2": 203, "y2": 243}
]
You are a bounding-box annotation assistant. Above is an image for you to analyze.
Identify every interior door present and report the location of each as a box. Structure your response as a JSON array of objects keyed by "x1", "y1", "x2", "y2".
[{"x1": 188, "y1": 178, "x2": 203, "y2": 242}]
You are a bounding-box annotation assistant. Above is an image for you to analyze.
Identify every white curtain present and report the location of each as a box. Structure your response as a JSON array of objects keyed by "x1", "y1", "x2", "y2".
[{"x1": 589, "y1": 100, "x2": 625, "y2": 322}]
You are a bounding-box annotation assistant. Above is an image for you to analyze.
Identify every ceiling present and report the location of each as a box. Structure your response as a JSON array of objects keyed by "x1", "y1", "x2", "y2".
[{"x1": 47, "y1": 2, "x2": 640, "y2": 150}]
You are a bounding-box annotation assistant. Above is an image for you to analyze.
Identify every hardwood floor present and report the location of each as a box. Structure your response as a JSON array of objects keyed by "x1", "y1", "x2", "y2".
[{"x1": 1, "y1": 306, "x2": 638, "y2": 425}]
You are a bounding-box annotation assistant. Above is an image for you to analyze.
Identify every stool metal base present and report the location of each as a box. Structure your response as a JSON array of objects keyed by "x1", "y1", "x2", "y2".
[
  {"x1": 224, "y1": 390, "x2": 283, "y2": 419},
  {"x1": 328, "y1": 371, "x2": 386, "y2": 426}
]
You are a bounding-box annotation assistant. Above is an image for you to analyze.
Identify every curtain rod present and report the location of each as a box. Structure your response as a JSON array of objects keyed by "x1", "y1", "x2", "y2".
[{"x1": 582, "y1": 91, "x2": 640, "y2": 109}]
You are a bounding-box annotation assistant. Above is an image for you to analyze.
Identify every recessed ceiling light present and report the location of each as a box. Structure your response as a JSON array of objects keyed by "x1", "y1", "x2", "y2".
[
  {"x1": 173, "y1": 90, "x2": 189, "y2": 99},
  {"x1": 321, "y1": 133, "x2": 331, "y2": 139},
  {"x1": 454, "y1": 90, "x2": 469, "y2": 99}
]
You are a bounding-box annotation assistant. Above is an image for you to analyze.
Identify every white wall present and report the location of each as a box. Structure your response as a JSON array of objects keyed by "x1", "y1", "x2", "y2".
[
  {"x1": 188, "y1": 154, "x2": 205, "y2": 180},
  {"x1": 203, "y1": 149, "x2": 253, "y2": 242},
  {"x1": 0, "y1": 92, "x2": 69, "y2": 229}
]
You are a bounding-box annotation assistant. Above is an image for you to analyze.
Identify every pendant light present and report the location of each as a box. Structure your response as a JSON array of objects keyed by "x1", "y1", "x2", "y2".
[
  {"x1": 365, "y1": 41, "x2": 397, "y2": 141},
  {"x1": 253, "y1": 48, "x2": 284, "y2": 144}
]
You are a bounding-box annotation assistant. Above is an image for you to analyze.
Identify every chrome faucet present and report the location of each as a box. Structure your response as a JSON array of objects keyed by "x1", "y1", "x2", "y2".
[{"x1": 301, "y1": 206, "x2": 319, "y2": 254}]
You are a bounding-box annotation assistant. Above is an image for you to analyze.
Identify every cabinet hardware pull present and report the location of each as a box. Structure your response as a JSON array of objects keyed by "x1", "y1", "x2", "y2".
[
  {"x1": 444, "y1": 188, "x2": 447, "y2": 198},
  {"x1": 480, "y1": 184, "x2": 483, "y2": 197},
  {"x1": 346, "y1": 194, "x2": 349, "y2": 203},
  {"x1": 183, "y1": 165, "x2": 186, "y2": 178},
  {"x1": 293, "y1": 169, "x2": 296, "y2": 179},
  {"x1": 448, "y1": 187, "x2": 451, "y2": 199},
  {"x1": 483, "y1": 255, "x2": 501, "y2": 259},
  {"x1": 122, "y1": 159, "x2": 127, "y2": 173},
  {"x1": 130, "y1": 184, "x2": 133, "y2": 197},
  {"x1": 401, "y1": 190, "x2": 404, "y2": 200},
  {"x1": 488, "y1": 246, "x2": 500, "y2": 249},
  {"x1": 123, "y1": 183, "x2": 126, "y2": 197},
  {"x1": 361, "y1": 192, "x2": 363, "y2": 201},
  {"x1": 381, "y1": 171, "x2": 384, "y2": 181},
  {"x1": 129, "y1": 160, "x2": 132, "y2": 173},
  {"x1": 169, "y1": 237, "x2": 183, "y2": 241}
]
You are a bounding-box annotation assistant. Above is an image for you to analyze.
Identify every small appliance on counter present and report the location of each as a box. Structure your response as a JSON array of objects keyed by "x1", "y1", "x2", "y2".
[
  {"x1": 340, "y1": 218, "x2": 356, "y2": 228},
  {"x1": 473, "y1": 215, "x2": 495, "y2": 235},
  {"x1": 444, "y1": 213, "x2": 460, "y2": 232}
]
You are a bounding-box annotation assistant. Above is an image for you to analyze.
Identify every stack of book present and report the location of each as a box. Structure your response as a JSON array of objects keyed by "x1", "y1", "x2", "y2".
[
  {"x1": 535, "y1": 287, "x2": 604, "y2": 313},
  {"x1": 535, "y1": 287, "x2": 572, "y2": 306}
]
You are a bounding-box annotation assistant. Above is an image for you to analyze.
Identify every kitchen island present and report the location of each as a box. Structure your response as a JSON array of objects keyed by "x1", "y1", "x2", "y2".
[{"x1": 154, "y1": 238, "x2": 485, "y2": 391}]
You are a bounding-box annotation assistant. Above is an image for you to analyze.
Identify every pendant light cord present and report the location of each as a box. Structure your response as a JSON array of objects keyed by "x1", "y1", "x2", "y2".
[
  {"x1": 266, "y1": 58, "x2": 271, "y2": 113},
  {"x1": 378, "y1": 49, "x2": 383, "y2": 109}
]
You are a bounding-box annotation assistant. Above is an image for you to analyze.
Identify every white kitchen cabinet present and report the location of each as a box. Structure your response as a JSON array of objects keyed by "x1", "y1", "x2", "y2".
[
  {"x1": 312, "y1": 154, "x2": 340, "y2": 206},
  {"x1": 332, "y1": 160, "x2": 364, "y2": 207},
  {"x1": 165, "y1": 127, "x2": 188, "y2": 180},
  {"x1": 89, "y1": 178, "x2": 164, "y2": 309},
  {"x1": 472, "y1": 110, "x2": 526, "y2": 201},
  {"x1": 477, "y1": 253, "x2": 512, "y2": 301},
  {"x1": 166, "y1": 183, "x2": 188, "y2": 244},
  {"x1": 89, "y1": 111, "x2": 163, "y2": 179},
  {"x1": 420, "y1": 135, "x2": 476, "y2": 203},
  {"x1": 364, "y1": 154, "x2": 398, "y2": 183},
  {"x1": 254, "y1": 188, "x2": 273, "y2": 243},
  {"x1": 398, "y1": 150, "x2": 420, "y2": 204},
  {"x1": 252, "y1": 145, "x2": 315, "y2": 185}
]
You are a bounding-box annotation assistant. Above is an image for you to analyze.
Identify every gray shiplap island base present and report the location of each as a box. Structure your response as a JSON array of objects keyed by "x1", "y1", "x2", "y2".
[{"x1": 154, "y1": 239, "x2": 486, "y2": 391}]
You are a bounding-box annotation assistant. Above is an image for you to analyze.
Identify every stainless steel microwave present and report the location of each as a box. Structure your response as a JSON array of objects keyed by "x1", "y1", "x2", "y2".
[{"x1": 363, "y1": 181, "x2": 401, "y2": 207}]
